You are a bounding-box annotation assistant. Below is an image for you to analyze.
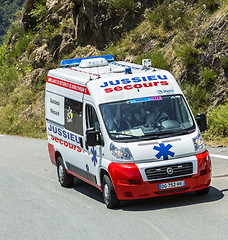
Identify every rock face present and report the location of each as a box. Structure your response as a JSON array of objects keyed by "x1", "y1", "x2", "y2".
[
  {"x1": 199, "y1": 11, "x2": 228, "y2": 107},
  {"x1": 20, "y1": 0, "x2": 148, "y2": 66},
  {"x1": 17, "y1": 0, "x2": 227, "y2": 106}
]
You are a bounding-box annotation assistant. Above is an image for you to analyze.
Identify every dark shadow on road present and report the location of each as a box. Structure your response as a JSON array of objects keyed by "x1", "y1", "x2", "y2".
[
  {"x1": 71, "y1": 181, "x2": 224, "y2": 211},
  {"x1": 120, "y1": 186, "x2": 224, "y2": 211},
  {"x1": 72, "y1": 178, "x2": 104, "y2": 204},
  {"x1": 221, "y1": 188, "x2": 228, "y2": 192}
]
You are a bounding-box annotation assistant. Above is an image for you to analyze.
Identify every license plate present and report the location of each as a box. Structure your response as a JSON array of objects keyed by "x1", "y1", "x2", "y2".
[{"x1": 159, "y1": 180, "x2": 185, "y2": 190}]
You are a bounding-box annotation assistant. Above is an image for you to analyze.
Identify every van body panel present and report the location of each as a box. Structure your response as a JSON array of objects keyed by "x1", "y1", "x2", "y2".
[
  {"x1": 45, "y1": 55, "x2": 211, "y2": 207},
  {"x1": 125, "y1": 134, "x2": 196, "y2": 162}
]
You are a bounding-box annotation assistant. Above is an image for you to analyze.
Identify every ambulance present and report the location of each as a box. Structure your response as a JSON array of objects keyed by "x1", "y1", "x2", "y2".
[{"x1": 45, "y1": 54, "x2": 212, "y2": 208}]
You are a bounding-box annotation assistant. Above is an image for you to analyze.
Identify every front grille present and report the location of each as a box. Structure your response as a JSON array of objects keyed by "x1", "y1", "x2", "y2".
[{"x1": 145, "y1": 162, "x2": 193, "y2": 181}]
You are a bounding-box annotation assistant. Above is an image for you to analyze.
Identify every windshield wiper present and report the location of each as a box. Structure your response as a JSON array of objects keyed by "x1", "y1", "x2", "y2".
[{"x1": 142, "y1": 134, "x2": 162, "y2": 140}]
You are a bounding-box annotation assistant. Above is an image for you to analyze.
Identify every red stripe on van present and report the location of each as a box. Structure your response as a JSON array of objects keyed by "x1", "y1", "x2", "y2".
[{"x1": 47, "y1": 76, "x2": 90, "y2": 95}]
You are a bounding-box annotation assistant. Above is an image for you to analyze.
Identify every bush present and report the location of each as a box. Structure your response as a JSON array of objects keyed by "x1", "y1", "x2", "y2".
[
  {"x1": 106, "y1": 0, "x2": 135, "y2": 10},
  {"x1": 181, "y1": 83, "x2": 211, "y2": 116},
  {"x1": 220, "y1": 56, "x2": 228, "y2": 71},
  {"x1": 0, "y1": 66, "x2": 20, "y2": 102},
  {"x1": 136, "y1": 48, "x2": 170, "y2": 70},
  {"x1": 201, "y1": 67, "x2": 217, "y2": 86},
  {"x1": 207, "y1": 102, "x2": 228, "y2": 138},
  {"x1": 199, "y1": 0, "x2": 220, "y2": 12},
  {"x1": 29, "y1": 0, "x2": 47, "y2": 30},
  {"x1": 175, "y1": 42, "x2": 198, "y2": 67},
  {"x1": 146, "y1": 1, "x2": 193, "y2": 31}
]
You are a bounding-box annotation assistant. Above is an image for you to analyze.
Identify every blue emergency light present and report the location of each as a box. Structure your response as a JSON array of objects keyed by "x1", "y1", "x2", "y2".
[{"x1": 60, "y1": 54, "x2": 115, "y2": 67}]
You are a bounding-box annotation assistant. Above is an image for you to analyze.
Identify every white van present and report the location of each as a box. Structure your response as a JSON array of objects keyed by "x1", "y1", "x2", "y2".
[{"x1": 45, "y1": 55, "x2": 212, "y2": 208}]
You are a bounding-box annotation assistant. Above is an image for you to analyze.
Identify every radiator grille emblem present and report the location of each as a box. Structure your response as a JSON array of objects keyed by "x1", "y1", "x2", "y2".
[{"x1": 167, "y1": 167, "x2": 173, "y2": 175}]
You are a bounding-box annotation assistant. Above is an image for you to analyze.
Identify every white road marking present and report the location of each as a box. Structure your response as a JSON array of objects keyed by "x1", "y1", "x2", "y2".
[
  {"x1": 210, "y1": 154, "x2": 228, "y2": 160},
  {"x1": 142, "y1": 219, "x2": 170, "y2": 240}
]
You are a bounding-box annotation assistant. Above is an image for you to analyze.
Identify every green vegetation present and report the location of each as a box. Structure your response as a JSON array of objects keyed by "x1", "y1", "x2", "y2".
[
  {"x1": 105, "y1": 0, "x2": 135, "y2": 10},
  {"x1": 0, "y1": 0, "x2": 25, "y2": 43},
  {"x1": 0, "y1": 17, "x2": 46, "y2": 137},
  {"x1": 204, "y1": 102, "x2": 228, "y2": 143},
  {"x1": 136, "y1": 48, "x2": 170, "y2": 70},
  {"x1": 175, "y1": 42, "x2": 199, "y2": 67},
  {"x1": 29, "y1": 0, "x2": 47, "y2": 30},
  {"x1": 181, "y1": 83, "x2": 211, "y2": 116},
  {"x1": 145, "y1": 0, "x2": 194, "y2": 31},
  {"x1": 102, "y1": 0, "x2": 227, "y2": 144},
  {"x1": 201, "y1": 67, "x2": 217, "y2": 86},
  {"x1": 0, "y1": 0, "x2": 227, "y2": 143}
]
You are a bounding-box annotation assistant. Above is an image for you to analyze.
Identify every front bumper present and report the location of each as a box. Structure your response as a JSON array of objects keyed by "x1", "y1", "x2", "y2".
[{"x1": 108, "y1": 151, "x2": 212, "y2": 200}]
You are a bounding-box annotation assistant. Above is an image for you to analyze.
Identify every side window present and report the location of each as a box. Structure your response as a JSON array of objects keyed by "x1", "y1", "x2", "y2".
[
  {"x1": 86, "y1": 104, "x2": 100, "y2": 131},
  {"x1": 64, "y1": 98, "x2": 83, "y2": 135}
]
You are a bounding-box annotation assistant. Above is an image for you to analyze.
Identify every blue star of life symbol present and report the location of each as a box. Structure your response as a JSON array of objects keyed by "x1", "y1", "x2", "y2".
[
  {"x1": 91, "y1": 147, "x2": 98, "y2": 166},
  {"x1": 153, "y1": 143, "x2": 175, "y2": 160}
]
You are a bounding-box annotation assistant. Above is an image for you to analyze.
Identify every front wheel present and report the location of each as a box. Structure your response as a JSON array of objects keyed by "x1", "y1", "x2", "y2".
[
  {"x1": 57, "y1": 156, "x2": 74, "y2": 187},
  {"x1": 102, "y1": 175, "x2": 119, "y2": 209}
]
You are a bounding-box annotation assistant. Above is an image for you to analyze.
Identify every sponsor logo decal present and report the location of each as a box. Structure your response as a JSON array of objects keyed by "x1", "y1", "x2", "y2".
[
  {"x1": 50, "y1": 98, "x2": 60, "y2": 106},
  {"x1": 48, "y1": 124, "x2": 81, "y2": 145},
  {"x1": 158, "y1": 90, "x2": 175, "y2": 95},
  {"x1": 50, "y1": 108, "x2": 59, "y2": 116},
  {"x1": 50, "y1": 135, "x2": 81, "y2": 152},
  {"x1": 99, "y1": 75, "x2": 169, "y2": 93},
  {"x1": 153, "y1": 143, "x2": 175, "y2": 160},
  {"x1": 47, "y1": 76, "x2": 90, "y2": 95}
]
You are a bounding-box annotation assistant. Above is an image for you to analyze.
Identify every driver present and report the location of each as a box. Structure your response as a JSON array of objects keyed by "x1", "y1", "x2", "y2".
[
  {"x1": 146, "y1": 103, "x2": 168, "y2": 126},
  {"x1": 113, "y1": 104, "x2": 140, "y2": 131}
]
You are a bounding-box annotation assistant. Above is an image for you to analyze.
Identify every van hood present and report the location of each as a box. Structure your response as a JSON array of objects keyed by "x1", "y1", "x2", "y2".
[{"x1": 126, "y1": 134, "x2": 196, "y2": 162}]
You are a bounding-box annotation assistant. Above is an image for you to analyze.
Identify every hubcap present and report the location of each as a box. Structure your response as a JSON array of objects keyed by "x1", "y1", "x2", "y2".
[
  {"x1": 58, "y1": 164, "x2": 64, "y2": 184},
  {"x1": 103, "y1": 183, "x2": 110, "y2": 201}
]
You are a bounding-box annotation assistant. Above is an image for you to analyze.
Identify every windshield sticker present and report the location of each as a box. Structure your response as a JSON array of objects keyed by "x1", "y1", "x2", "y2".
[
  {"x1": 129, "y1": 96, "x2": 162, "y2": 104},
  {"x1": 66, "y1": 106, "x2": 73, "y2": 123},
  {"x1": 153, "y1": 143, "x2": 175, "y2": 160}
]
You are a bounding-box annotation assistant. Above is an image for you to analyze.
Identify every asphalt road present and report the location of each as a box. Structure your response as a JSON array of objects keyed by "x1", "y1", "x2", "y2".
[{"x1": 0, "y1": 135, "x2": 228, "y2": 240}]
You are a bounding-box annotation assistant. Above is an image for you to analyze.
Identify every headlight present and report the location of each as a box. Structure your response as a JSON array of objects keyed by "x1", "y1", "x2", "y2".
[
  {"x1": 110, "y1": 143, "x2": 134, "y2": 161},
  {"x1": 192, "y1": 132, "x2": 205, "y2": 154}
]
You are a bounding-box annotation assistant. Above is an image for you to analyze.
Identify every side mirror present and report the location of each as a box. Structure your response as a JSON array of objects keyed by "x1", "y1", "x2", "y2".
[
  {"x1": 195, "y1": 113, "x2": 207, "y2": 132},
  {"x1": 86, "y1": 128, "x2": 103, "y2": 146}
]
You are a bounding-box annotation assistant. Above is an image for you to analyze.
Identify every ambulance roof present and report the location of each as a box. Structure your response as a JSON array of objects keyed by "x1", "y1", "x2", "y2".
[{"x1": 47, "y1": 55, "x2": 182, "y2": 105}]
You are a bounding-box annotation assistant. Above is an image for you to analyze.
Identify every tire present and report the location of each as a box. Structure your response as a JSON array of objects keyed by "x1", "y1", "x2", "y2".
[
  {"x1": 196, "y1": 187, "x2": 210, "y2": 195},
  {"x1": 57, "y1": 156, "x2": 74, "y2": 187},
  {"x1": 102, "y1": 175, "x2": 119, "y2": 209}
]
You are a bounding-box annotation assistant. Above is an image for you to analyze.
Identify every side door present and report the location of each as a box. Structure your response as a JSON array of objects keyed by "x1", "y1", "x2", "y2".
[
  {"x1": 62, "y1": 97, "x2": 85, "y2": 174},
  {"x1": 83, "y1": 102, "x2": 103, "y2": 185}
]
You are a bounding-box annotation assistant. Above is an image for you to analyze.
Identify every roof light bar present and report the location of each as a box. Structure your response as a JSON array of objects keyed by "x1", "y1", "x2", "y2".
[{"x1": 60, "y1": 54, "x2": 115, "y2": 67}]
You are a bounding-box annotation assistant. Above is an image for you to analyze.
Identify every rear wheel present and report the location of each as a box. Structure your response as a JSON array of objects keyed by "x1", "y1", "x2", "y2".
[
  {"x1": 102, "y1": 175, "x2": 119, "y2": 209},
  {"x1": 57, "y1": 156, "x2": 74, "y2": 187},
  {"x1": 196, "y1": 187, "x2": 210, "y2": 195}
]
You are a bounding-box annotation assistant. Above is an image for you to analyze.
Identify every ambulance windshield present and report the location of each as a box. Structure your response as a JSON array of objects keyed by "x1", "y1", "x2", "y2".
[{"x1": 100, "y1": 95, "x2": 195, "y2": 141}]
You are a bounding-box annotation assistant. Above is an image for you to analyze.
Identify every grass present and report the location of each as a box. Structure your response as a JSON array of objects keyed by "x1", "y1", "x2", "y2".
[
  {"x1": 181, "y1": 83, "x2": 211, "y2": 116},
  {"x1": 203, "y1": 102, "x2": 228, "y2": 145},
  {"x1": 105, "y1": 0, "x2": 135, "y2": 10},
  {"x1": 136, "y1": 48, "x2": 170, "y2": 70},
  {"x1": 0, "y1": 0, "x2": 227, "y2": 143}
]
